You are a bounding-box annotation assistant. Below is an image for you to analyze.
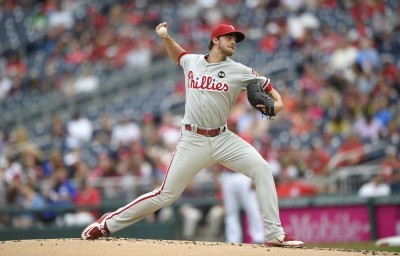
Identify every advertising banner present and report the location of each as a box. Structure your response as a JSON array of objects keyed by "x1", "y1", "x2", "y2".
[{"x1": 280, "y1": 206, "x2": 371, "y2": 242}]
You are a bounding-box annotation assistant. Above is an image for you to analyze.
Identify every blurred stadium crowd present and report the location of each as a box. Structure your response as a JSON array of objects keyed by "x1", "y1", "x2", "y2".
[{"x1": 0, "y1": 0, "x2": 400, "y2": 235}]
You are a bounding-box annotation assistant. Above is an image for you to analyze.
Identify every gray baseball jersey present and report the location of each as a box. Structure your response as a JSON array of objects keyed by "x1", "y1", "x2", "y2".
[{"x1": 180, "y1": 53, "x2": 270, "y2": 128}]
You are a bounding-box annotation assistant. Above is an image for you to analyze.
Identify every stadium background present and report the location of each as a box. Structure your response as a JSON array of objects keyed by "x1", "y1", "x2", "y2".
[{"x1": 0, "y1": 0, "x2": 399, "y2": 251}]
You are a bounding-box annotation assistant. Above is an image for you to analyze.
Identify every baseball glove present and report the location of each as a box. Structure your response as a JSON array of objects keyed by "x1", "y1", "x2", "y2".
[{"x1": 247, "y1": 81, "x2": 275, "y2": 117}]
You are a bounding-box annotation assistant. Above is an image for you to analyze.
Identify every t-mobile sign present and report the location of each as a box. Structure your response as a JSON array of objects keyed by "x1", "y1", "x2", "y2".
[{"x1": 280, "y1": 206, "x2": 371, "y2": 242}]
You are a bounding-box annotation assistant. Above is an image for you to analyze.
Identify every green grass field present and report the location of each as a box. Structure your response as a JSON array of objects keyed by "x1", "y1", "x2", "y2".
[{"x1": 307, "y1": 242, "x2": 400, "y2": 253}]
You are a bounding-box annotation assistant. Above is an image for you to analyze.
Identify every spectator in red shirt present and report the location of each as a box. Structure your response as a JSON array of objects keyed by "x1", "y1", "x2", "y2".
[
  {"x1": 276, "y1": 168, "x2": 318, "y2": 199},
  {"x1": 298, "y1": 64, "x2": 324, "y2": 95},
  {"x1": 316, "y1": 25, "x2": 341, "y2": 56},
  {"x1": 63, "y1": 179, "x2": 102, "y2": 227},
  {"x1": 335, "y1": 132, "x2": 365, "y2": 167},
  {"x1": 348, "y1": 0, "x2": 384, "y2": 25},
  {"x1": 91, "y1": 151, "x2": 118, "y2": 178},
  {"x1": 6, "y1": 52, "x2": 27, "y2": 78},
  {"x1": 381, "y1": 57, "x2": 399, "y2": 86},
  {"x1": 75, "y1": 179, "x2": 102, "y2": 219},
  {"x1": 276, "y1": 178, "x2": 318, "y2": 198},
  {"x1": 305, "y1": 140, "x2": 330, "y2": 177},
  {"x1": 259, "y1": 23, "x2": 280, "y2": 53},
  {"x1": 275, "y1": 156, "x2": 318, "y2": 198}
]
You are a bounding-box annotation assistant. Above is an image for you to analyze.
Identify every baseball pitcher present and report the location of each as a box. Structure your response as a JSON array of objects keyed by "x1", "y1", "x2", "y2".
[{"x1": 81, "y1": 22, "x2": 304, "y2": 247}]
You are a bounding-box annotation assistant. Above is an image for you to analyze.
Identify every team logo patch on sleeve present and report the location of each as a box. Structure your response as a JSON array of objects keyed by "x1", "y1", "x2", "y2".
[{"x1": 218, "y1": 71, "x2": 225, "y2": 78}]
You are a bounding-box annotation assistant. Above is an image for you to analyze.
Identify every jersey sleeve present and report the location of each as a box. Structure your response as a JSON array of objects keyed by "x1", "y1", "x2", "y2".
[
  {"x1": 241, "y1": 66, "x2": 273, "y2": 93},
  {"x1": 178, "y1": 52, "x2": 191, "y2": 69}
]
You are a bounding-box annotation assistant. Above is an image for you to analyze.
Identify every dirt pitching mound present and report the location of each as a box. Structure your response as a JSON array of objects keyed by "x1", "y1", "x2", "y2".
[{"x1": 0, "y1": 238, "x2": 396, "y2": 256}]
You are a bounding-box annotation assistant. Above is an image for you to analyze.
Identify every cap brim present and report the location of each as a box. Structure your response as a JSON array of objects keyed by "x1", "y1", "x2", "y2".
[
  {"x1": 218, "y1": 31, "x2": 245, "y2": 43},
  {"x1": 234, "y1": 32, "x2": 245, "y2": 43}
]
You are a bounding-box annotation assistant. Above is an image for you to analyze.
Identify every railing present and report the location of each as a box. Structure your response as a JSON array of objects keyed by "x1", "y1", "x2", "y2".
[
  {"x1": 86, "y1": 176, "x2": 153, "y2": 201},
  {"x1": 330, "y1": 165, "x2": 381, "y2": 195},
  {"x1": 327, "y1": 140, "x2": 389, "y2": 172},
  {"x1": 323, "y1": 139, "x2": 399, "y2": 194}
]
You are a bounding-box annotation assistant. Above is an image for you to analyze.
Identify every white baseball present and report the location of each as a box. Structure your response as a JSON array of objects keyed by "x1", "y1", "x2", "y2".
[{"x1": 157, "y1": 27, "x2": 167, "y2": 38}]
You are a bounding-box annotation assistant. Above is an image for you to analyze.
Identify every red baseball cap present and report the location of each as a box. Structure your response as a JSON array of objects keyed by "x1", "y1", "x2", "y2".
[{"x1": 211, "y1": 24, "x2": 245, "y2": 43}]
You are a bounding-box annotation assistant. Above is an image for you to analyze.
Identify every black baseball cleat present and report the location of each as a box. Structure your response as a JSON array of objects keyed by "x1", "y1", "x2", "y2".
[{"x1": 81, "y1": 212, "x2": 111, "y2": 240}]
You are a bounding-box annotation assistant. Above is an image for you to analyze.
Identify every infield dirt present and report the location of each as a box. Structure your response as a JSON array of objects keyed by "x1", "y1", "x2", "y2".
[{"x1": 1, "y1": 238, "x2": 398, "y2": 256}]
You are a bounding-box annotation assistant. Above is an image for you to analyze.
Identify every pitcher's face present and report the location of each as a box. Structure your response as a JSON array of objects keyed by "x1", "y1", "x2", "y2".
[{"x1": 216, "y1": 34, "x2": 237, "y2": 56}]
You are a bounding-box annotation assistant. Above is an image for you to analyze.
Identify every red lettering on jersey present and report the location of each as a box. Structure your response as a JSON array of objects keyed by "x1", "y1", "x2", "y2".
[
  {"x1": 200, "y1": 76, "x2": 207, "y2": 89},
  {"x1": 188, "y1": 71, "x2": 195, "y2": 88},
  {"x1": 207, "y1": 77, "x2": 213, "y2": 89},
  {"x1": 187, "y1": 71, "x2": 229, "y2": 92}
]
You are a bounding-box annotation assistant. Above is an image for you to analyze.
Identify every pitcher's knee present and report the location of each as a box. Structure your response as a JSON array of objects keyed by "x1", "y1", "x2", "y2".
[
  {"x1": 158, "y1": 190, "x2": 181, "y2": 206},
  {"x1": 252, "y1": 161, "x2": 273, "y2": 177}
]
